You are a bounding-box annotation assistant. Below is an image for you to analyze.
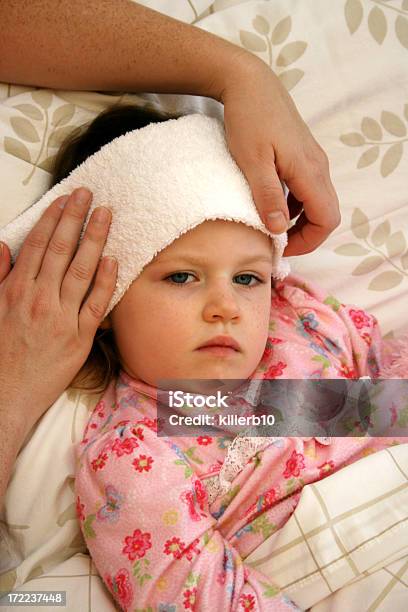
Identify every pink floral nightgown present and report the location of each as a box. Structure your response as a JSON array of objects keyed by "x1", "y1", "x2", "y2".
[{"x1": 74, "y1": 273, "x2": 407, "y2": 611}]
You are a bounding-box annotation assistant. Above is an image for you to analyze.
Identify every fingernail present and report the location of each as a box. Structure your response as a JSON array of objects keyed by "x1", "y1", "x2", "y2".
[
  {"x1": 58, "y1": 195, "x2": 70, "y2": 210},
  {"x1": 94, "y1": 207, "x2": 110, "y2": 223},
  {"x1": 75, "y1": 188, "x2": 91, "y2": 207},
  {"x1": 104, "y1": 257, "x2": 117, "y2": 272},
  {"x1": 267, "y1": 211, "x2": 288, "y2": 229}
]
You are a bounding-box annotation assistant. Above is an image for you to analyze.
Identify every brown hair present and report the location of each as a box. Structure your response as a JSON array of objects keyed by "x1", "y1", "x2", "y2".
[{"x1": 50, "y1": 103, "x2": 182, "y2": 395}]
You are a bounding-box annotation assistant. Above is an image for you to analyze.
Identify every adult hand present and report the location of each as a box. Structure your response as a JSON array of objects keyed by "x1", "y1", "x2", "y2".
[
  {"x1": 0, "y1": 188, "x2": 117, "y2": 437},
  {"x1": 220, "y1": 52, "x2": 341, "y2": 256}
]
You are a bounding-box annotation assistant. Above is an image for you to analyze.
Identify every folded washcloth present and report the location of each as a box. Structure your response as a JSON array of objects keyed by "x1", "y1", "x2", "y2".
[{"x1": 0, "y1": 113, "x2": 289, "y2": 317}]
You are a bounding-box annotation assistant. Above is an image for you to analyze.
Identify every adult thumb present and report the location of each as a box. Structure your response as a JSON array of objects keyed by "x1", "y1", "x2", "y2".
[
  {"x1": 245, "y1": 166, "x2": 289, "y2": 234},
  {"x1": 0, "y1": 242, "x2": 12, "y2": 284}
]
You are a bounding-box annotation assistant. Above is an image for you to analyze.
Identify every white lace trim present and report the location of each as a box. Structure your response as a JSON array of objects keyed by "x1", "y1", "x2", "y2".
[
  {"x1": 203, "y1": 436, "x2": 332, "y2": 505},
  {"x1": 218, "y1": 435, "x2": 273, "y2": 494},
  {"x1": 204, "y1": 474, "x2": 222, "y2": 505},
  {"x1": 203, "y1": 435, "x2": 273, "y2": 504}
]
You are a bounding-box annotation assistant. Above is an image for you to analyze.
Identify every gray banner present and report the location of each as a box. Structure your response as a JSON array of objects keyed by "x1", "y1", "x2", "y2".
[{"x1": 156, "y1": 379, "x2": 408, "y2": 437}]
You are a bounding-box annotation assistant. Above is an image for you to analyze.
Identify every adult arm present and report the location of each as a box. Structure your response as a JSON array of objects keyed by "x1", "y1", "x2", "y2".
[
  {"x1": 0, "y1": 0, "x2": 233, "y2": 97},
  {"x1": 0, "y1": 0, "x2": 340, "y2": 254}
]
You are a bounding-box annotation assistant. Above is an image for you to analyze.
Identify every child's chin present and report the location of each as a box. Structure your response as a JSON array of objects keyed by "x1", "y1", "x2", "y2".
[{"x1": 164, "y1": 365, "x2": 249, "y2": 387}]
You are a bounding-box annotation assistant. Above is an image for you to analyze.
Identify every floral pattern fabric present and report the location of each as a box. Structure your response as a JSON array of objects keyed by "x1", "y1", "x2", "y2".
[{"x1": 75, "y1": 274, "x2": 407, "y2": 610}]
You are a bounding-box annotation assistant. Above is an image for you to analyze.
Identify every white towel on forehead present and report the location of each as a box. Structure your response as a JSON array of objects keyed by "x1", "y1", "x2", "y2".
[{"x1": 0, "y1": 113, "x2": 290, "y2": 318}]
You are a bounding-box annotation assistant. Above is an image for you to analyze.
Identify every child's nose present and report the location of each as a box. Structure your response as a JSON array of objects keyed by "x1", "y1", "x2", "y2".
[{"x1": 202, "y1": 285, "x2": 241, "y2": 323}]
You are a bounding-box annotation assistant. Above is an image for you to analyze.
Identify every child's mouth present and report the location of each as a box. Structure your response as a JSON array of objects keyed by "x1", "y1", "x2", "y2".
[{"x1": 196, "y1": 346, "x2": 239, "y2": 357}]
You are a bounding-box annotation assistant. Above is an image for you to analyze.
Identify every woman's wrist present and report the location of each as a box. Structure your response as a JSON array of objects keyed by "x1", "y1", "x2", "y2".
[
  {"x1": 0, "y1": 384, "x2": 42, "y2": 440},
  {"x1": 214, "y1": 48, "x2": 268, "y2": 104},
  {"x1": 218, "y1": 51, "x2": 281, "y2": 106},
  {"x1": 0, "y1": 409, "x2": 30, "y2": 504},
  {"x1": 0, "y1": 404, "x2": 32, "y2": 442}
]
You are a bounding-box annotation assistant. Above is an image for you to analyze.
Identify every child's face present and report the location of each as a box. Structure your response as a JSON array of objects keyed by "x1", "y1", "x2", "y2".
[{"x1": 105, "y1": 220, "x2": 273, "y2": 387}]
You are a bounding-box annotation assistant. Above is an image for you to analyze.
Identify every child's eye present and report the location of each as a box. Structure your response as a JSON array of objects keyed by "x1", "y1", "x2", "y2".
[
  {"x1": 165, "y1": 272, "x2": 195, "y2": 285},
  {"x1": 234, "y1": 274, "x2": 263, "y2": 286}
]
